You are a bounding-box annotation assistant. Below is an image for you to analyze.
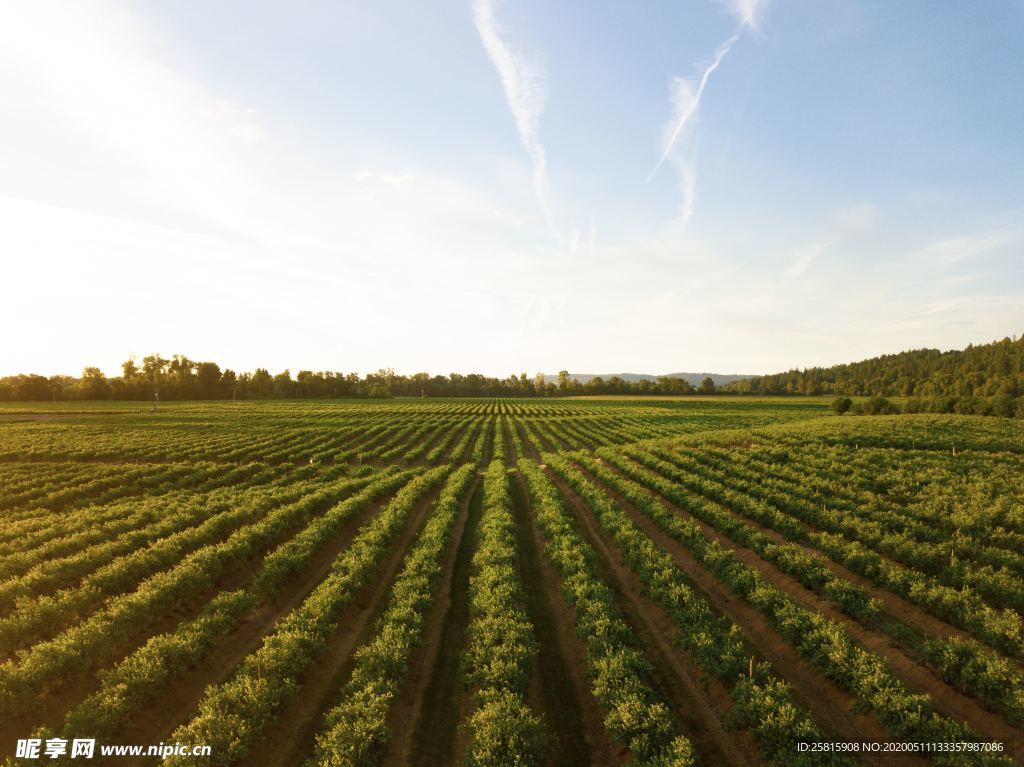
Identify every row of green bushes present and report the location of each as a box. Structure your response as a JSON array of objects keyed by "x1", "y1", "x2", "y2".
[
  {"x1": 642, "y1": 445, "x2": 1024, "y2": 659},
  {"x1": 163, "y1": 466, "x2": 450, "y2": 766},
  {"x1": 543, "y1": 454, "x2": 845, "y2": 766},
  {"x1": 464, "y1": 460, "x2": 545, "y2": 766},
  {"x1": 517, "y1": 459, "x2": 695, "y2": 766},
  {"x1": 308, "y1": 464, "x2": 476, "y2": 765},
  {"x1": 606, "y1": 449, "x2": 1015, "y2": 764},
  {"x1": 832, "y1": 394, "x2": 1024, "y2": 418},
  {"x1": 0, "y1": 470, "x2": 395, "y2": 717},
  {"x1": 611, "y1": 448, "x2": 1024, "y2": 730}
]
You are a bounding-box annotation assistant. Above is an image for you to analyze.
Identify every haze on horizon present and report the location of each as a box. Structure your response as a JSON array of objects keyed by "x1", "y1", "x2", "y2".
[{"x1": 1, "y1": 0, "x2": 1022, "y2": 380}]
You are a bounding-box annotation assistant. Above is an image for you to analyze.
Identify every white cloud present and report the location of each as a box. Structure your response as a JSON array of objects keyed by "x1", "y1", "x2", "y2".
[
  {"x1": 833, "y1": 202, "x2": 882, "y2": 232},
  {"x1": 648, "y1": 34, "x2": 739, "y2": 185},
  {"x1": 910, "y1": 233, "x2": 1007, "y2": 264},
  {"x1": 649, "y1": 0, "x2": 768, "y2": 228},
  {"x1": 350, "y1": 170, "x2": 417, "y2": 187},
  {"x1": 787, "y1": 240, "x2": 829, "y2": 276},
  {"x1": 727, "y1": 0, "x2": 769, "y2": 33},
  {"x1": 471, "y1": 0, "x2": 555, "y2": 237}
]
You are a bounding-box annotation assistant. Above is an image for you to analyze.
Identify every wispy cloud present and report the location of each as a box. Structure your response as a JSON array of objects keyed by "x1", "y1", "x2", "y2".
[
  {"x1": 647, "y1": 33, "x2": 739, "y2": 184},
  {"x1": 787, "y1": 240, "x2": 829, "y2": 276},
  {"x1": 472, "y1": 0, "x2": 556, "y2": 238},
  {"x1": 649, "y1": 0, "x2": 768, "y2": 227},
  {"x1": 350, "y1": 169, "x2": 417, "y2": 187},
  {"x1": 910, "y1": 233, "x2": 1007, "y2": 264},
  {"x1": 728, "y1": 0, "x2": 768, "y2": 33}
]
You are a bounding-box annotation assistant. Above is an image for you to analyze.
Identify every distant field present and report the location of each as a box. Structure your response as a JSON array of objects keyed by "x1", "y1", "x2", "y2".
[{"x1": 1, "y1": 399, "x2": 1022, "y2": 766}]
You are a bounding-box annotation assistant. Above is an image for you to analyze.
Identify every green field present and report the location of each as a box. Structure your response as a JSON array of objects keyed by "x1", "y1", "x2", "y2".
[{"x1": 1, "y1": 398, "x2": 1022, "y2": 766}]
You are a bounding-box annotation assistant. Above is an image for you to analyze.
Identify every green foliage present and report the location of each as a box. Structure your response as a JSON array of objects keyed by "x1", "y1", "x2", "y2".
[
  {"x1": 163, "y1": 466, "x2": 450, "y2": 766},
  {"x1": 830, "y1": 396, "x2": 852, "y2": 414},
  {"x1": 518, "y1": 459, "x2": 695, "y2": 765},
  {"x1": 308, "y1": 464, "x2": 476, "y2": 767},
  {"x1": 546, "y1": 454, "x2": 844, "y2": 765},
  {"x1": 463, "y1": 461, "x2": 545, "y2": 767}
]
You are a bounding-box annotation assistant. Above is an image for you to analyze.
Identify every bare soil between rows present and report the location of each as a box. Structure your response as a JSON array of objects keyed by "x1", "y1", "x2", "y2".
[{"x1": 544, "y1": 466, "x2": 766, "y2": 767}]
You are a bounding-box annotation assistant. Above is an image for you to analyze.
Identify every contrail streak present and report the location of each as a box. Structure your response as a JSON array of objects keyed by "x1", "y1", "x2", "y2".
[
  {"x1": 472, "y1": 0, "x2": 559, "y2": 240},
  {"x1": 646, "y1": 32, "x2": 738, "y2": 183}
]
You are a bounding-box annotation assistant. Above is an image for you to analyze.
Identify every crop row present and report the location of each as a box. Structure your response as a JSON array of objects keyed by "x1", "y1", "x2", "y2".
[
  {"x1": 0, "y1": 470, "x2": 395, "y2": 716},
  {"x1": 561, "y1": 452, "x2": 1013, "y2": 766},
  {"x1": 11, "y1": 469, "x2": 418, "y2": 761},
  {"x1": 163, "y1": 465, "x2": 450, "y2": 766},
  {"x1": 592, "y1": 450, "x2": 1024, "y2": 729},
  {"x1": 307, "y1": 463, "x2": 477, "y2": 766},
  {"x1": 632, "y1": 445, "x2": 1024, "y2": 660},
  {"x1": 541, "y1": 454, "x2": 848, "y2": 766},
  {"x1": 517, "y1": 460, "x2": 696, "y2": 765},
  {"x1": 463, "y1": 460, "x2": 545, "y2": 766},
  {"x1": 693, "y1": 446, "x2": 1024, "y2": 605}
]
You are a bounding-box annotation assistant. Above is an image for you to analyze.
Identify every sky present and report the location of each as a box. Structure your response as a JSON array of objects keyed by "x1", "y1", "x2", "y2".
[{"x1": 1, "y1": 0, "x2": 1022, "y2": 378}]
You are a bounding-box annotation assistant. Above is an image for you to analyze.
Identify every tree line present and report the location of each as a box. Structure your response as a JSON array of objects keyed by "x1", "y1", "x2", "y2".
[
  {"x1": 727, "y1": 335, "x2": 1024, "y2": 418},
  {"x1": 0, "y1": 354, "x2": 716, "y2": 401},
  {"x1": 4, "y1": 335, "x2": 1022, "y2": 419}
]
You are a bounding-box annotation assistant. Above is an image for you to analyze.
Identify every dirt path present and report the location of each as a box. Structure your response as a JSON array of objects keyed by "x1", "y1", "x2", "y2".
[
  {"x1": 556, "y1": 465, "x2": 927, "y2": 766},
  {"x1": 403, "y1": 479, "x2": 484, "y2": 767},
  {"x1": 508, "y1": 470, "x2": 615, "y2": 766},
  {"x1": 542, "y1": 469, "x2": 766, "y2": 767},
  {"x1": 233, "y1": 483, "x2": 446, "y2": 767},
  {"x1": 382, "y1": 474, "x2": 479, "y2": 766},
  {"x1": 501, "y1": 417, "x2": 516, "y2": 465},
  {"x1": 515, "y1": 420, "x2": 541, "y2": 461},
  {"x1": 524, "y1": 420, "x2": 558, "y2": 454}
]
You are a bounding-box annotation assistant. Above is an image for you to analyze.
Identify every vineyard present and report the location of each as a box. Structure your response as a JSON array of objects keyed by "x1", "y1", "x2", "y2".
[{"x1": 1, "y1": 398, "x2": 1022, "y2": 766}]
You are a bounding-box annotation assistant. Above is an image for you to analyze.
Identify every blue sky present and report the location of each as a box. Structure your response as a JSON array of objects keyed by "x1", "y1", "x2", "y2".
[{"x1": 1, "y1": 0, "x2": 1021, "y2": 377}]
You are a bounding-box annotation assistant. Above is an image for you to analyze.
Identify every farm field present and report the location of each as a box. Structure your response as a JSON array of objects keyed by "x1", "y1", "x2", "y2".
[{"x1": 1, "y1": 398, "x2": 1023, "y2": 766}]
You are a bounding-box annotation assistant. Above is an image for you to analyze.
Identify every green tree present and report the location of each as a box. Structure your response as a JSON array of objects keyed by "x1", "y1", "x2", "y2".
[
  {"x1": 272, "y1": 370, "x2": 294, "y2": 398},
  {"x1": 250, "y1": 368, "x2": 273, "y2": 398},
  {"x1": 831, "y1": 396, "x2": 853, "y2": 415},
  {"x1": 196, "y1": 362, "x2": 221, "y2": 399},
  {"x1": 80, "y1": 367, "x2": 111, "y2": 400},
  {"x1": 699, "y1": 376, "x2": 716, "y2": 394}
]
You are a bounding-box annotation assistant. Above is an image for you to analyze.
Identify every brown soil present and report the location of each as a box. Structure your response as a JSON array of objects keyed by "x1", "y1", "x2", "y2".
[
  {"x1": 605, "y1": 462, "x2": 1024, "y2": 761},
  {"x1": 509, "y1": 470, "x2": 619, "y2": 766},
  {"x1": 404, "y1": 480, "x2": 484, "y2": 766},
  {"x1": 565, "y1": 465, "x2": 930, "y2": 766},
  {"x1": 501, "y1": 418, "x2": 516, "y2": 465},
  {"x1": 232, "y1": 483, "x2": 446, "y2": 767},
  {"x1": 0, "y1": 485, "x2": 366, "y2": 744},
  {"x1": 113, "y1": 491, "x2": 397, "y2": 756},
  {"x1": 382, "y1": 474, "x2": 478, "y2": 766},
  {"x1": 543, "y1": 468, "x2": 767, "y2": 767},
  {"x1": 515, "y1": 420, "x2": 542, "y2": 462}
]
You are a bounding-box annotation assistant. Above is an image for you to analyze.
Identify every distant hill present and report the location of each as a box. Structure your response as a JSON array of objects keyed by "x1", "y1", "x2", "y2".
[{"x1": 545, "y1": 372, "x2": 753, "y2": 387}]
